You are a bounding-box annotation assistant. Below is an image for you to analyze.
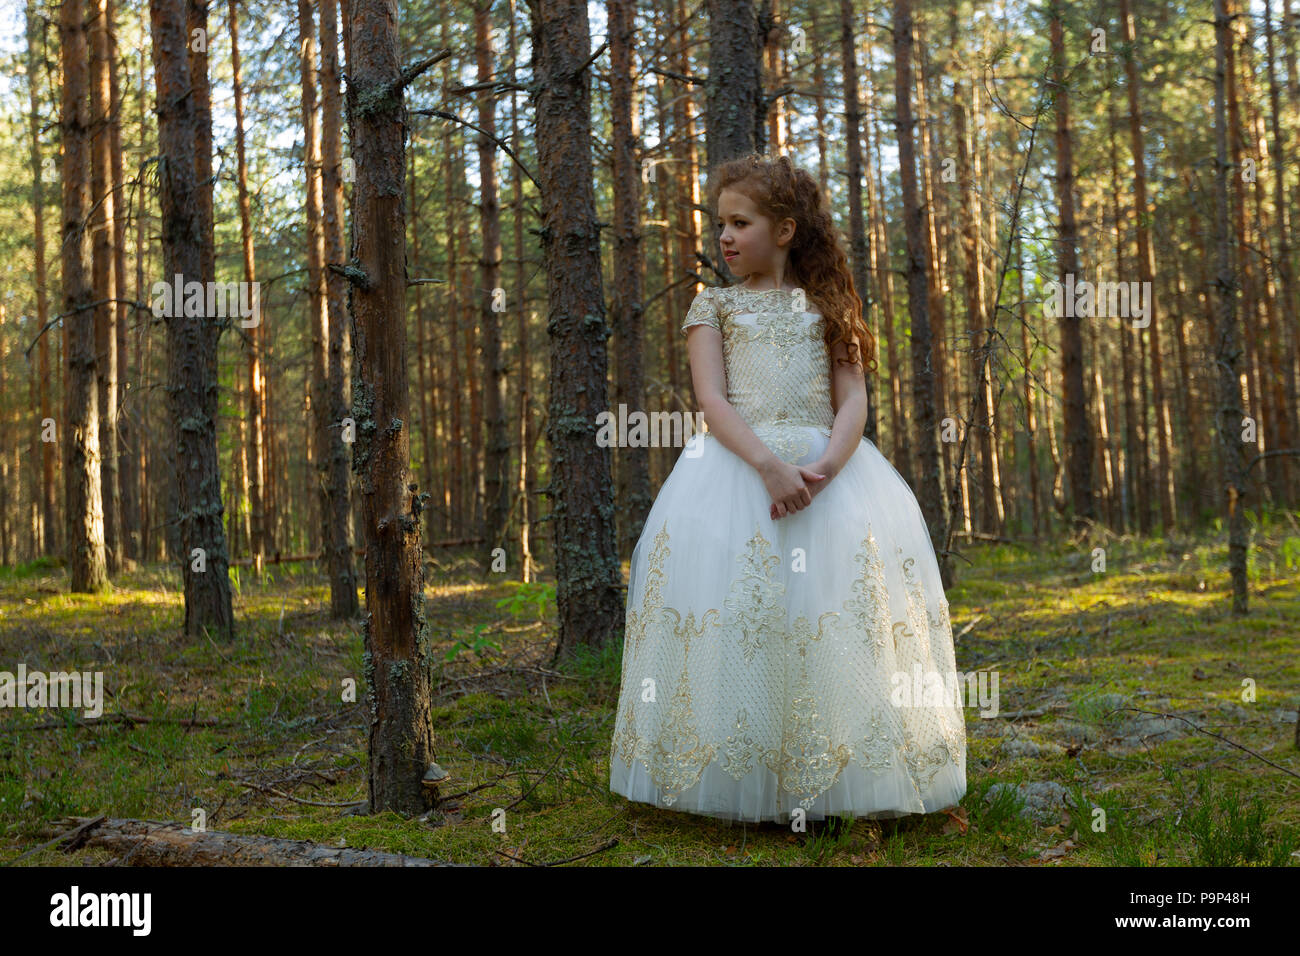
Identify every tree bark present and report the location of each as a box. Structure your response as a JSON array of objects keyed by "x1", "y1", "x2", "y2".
[
  {"x1": 91, "y1": 0, "x2": 120, "y2": 573},
  {"x1": 705, "y1": 0, "x2": 764, "y2": 169},
  {"x1": 1212, "y1": 0, "x2": 1250, "y2": 611},
  {"x1": 951, "y1": 25, "x2": 1000, "y2": 533},
  {"x1": 911, "y1": 16, "x2": 950, "y2": 517},
  {"x1": 530, "y1": 0, "x2": 625, "y2": 658},
  {"x1": 893, "y1": 0, "x2": 949, "y2": 582},
  {"x1": 865, "y1": 24, "x2": 907, "y2": 485},
  {"x1": 345, "y1": 0, "x2": 438, "y2": 814},
  {"x1": 299, "y1": 0, "x2": 330, "y2": 563},
  {"x1": 509, "y1": 0, "x2": 534, "y2": 582},
  {"x1": 229, "y1": 0, "x2": 267, "y2": 573},
  {"x1": 321, "y1": 0, "x2": 360, "y2": 616},
  {"x1": 61, "y1": 0, "x2": 109, "y2": 592},
  {"x1": 409, "y1": 141, "x2": 435, "y2": 542},
  {"x1": 1118, "y1": 0, "x2": 1174, "y2": 529},
  {"x1": 610, "y1": 0, "x2": 650, "y2": 559},
  {"x1": 1108, "y1": 95, "x2": 1139, "y2": 532},
  {"x1": 1262, "y1": 0, "x2": 1299, "y2": 503},
  {"x1": 839, "y1": 0, "x2": 873, "y2": 439},
  {"x1": 26, "y1": 3, "x2": 57, "y2": 557},
  {"x1": 1050, "y1": 3, "x2": 1094, "y2": 526},
  {"x1": 1017, "y1": 232, "x2": 1041, "y2": 537},
  {"x1": 151, "y1": 0, "x2": 235, "y2": 637},
  {"x1": 474, "y1": 1, "x2": 510, "y2": 562}
]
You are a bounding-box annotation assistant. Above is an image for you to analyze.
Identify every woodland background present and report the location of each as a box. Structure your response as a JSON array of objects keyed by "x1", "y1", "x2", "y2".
[
  {"x1": 0, "y1": 0, "x2": 1296, "y2": 599},
  {"x1": 0, "y1": 0, "x2": 1296, "y2": 863}
]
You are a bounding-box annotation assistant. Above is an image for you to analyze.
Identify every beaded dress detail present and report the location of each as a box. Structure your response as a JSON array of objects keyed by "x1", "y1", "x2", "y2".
[{"x1": 608, "y1": 285, "x2": 966, "y2": 822}]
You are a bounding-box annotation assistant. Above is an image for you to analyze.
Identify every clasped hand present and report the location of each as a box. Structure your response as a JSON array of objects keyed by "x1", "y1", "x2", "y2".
[{"x1": 760, "y1": 457, "x2": 835, "y2": 520}]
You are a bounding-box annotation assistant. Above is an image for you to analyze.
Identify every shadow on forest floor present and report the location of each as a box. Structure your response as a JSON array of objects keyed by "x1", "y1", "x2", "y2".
[{"x1": 2, "y1": 515, "x2": 1299, "y2": 866}]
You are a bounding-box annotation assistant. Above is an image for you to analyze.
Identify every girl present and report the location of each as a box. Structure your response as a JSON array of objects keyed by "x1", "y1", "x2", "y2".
[{"x1": 609, "y1": 154, "x2": 966, "y2": 825}]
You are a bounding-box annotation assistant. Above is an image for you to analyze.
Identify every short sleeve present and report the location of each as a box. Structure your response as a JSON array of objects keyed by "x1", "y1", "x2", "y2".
[{"x1": 680, "y1": 287, "x2": 721, "y2": 335}]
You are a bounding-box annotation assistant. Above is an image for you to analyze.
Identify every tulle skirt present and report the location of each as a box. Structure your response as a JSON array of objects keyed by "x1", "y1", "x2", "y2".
[{"x1": 608, "y1": 425, "x2": 967, "y2": 824}]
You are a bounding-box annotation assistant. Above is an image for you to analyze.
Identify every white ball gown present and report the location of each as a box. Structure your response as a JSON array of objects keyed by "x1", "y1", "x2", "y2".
[{"x1": 608, "y1": 284, "x2": 967, "y2": 824}]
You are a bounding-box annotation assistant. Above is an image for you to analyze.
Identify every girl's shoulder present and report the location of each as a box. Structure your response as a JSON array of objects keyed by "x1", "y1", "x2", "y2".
[
  {"x1": 680, "y1": 284, "x2": 816, "y2": 336},
  {"x1": 681, "y1": 285, "x2": 726, "y2": 334}
]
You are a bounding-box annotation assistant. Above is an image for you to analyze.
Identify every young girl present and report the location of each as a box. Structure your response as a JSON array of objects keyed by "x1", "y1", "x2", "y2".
[{"x1": 609, "y1": 154, "x2": 966, "y2": 825}]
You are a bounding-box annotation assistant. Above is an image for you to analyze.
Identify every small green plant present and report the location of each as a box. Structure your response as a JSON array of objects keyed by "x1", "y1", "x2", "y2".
[
  {"x1": 1180, "y1": 770, "x2": 1298, "y2": 866},
  {"x1": 979, "y1": 781, "x2": 1029, "y2": 832},
  {"x1": 494, "y1": 581, "x2": 556, "y2": 621},
  {"x1": 800, "y1": 812, "x2": 857, "y2": 862},
  {"x1": 1281, "y1": 536, "x2": 1300, "y2": 571},
  {"x1": 444, "y1": 622, "x2": 502, "y2": 661},
  {"x1": 0, "y1": 556, "x2": 61, "y2": 581}
]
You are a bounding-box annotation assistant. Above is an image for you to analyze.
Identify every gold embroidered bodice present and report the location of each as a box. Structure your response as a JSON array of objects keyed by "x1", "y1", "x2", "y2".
[{"x1": 681, "y1": 285, "x2": 836, "y2": 463}]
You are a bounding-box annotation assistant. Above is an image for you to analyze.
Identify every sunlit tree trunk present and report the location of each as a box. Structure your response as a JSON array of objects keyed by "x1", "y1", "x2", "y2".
[
  {"x1": 26, "y1": 3, "x2": 58, "y2": 557},
  {"x1": 320, "y1": 0, "x2": 359, "y2": 616},
  {"x1": 62, "y1": 0, "x2": 109, "y2": 592}
]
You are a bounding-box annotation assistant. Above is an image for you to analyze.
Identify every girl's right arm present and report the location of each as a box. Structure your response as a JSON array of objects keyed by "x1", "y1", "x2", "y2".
[{"x1": 685, "y1": 324, "x2": 818, "y2": 516}]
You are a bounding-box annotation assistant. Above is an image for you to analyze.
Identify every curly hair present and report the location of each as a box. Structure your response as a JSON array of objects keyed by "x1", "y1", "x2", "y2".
[{"x1": 706, "y1": 153, "x2": 878, "y2": 375}]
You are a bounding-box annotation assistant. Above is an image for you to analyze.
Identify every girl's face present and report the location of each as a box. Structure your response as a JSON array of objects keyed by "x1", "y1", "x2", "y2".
[{"x1": 715, "y1": 188, "x2": 794, "y2": 280}]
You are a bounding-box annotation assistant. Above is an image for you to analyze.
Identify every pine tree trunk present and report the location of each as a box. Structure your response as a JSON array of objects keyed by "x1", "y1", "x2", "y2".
[
  {"x1": 91, "y1": 0, "x2": 120, "y2": 573},
  {"x1": 61, "y1": 0, "x2": 109, "y2": 593},
  {"x1": 109, "y1": 0, "x2": 135, "y2": 566},
  {"x1": 440, "y1": 30, "x2": 464, "y2": 539},
  {"x1": 706, "y1": 0, "x2": 763, "y2": 168},
  {"x1": 1212, "y1": 0, "x2": 1250, "y2": 612},
  {"x1": 1107, "y1": 96, "x2": 1136, "y2": 531},
  {"x1": 229, "y1": 0, "x2": 266, "y2": 573},
  {"x1": 320, "y1": 0, "x2": 359, "y2": 617},
  {"x1": 760, "y1": 0, "x2": 785, "y2": 150},
  {"x1": 610, "y1": 0, "x2": 650, "y2": 559},
  {"x1": 26, "y1": 3, "x2": 58, "y2": 557},
  {"x1": 0, "y1": 305, "x2": 9, "y2": 564},
  {"x1": 865, "y1": 24, "x2": 907, "y2": 484},
  {"x1": 952, "y1": 37, "x2": 998, "y2": 533},
  {"x1": 893, "y1": 0, "x2": 948, "y2": 583},
  {"x1": 1050, "y1": 4, "x2": 1094, "y2": 526},
  {"x1": 1017, "y1": 233, "x2": 1041, "y2": 537},
  {"x1": 298, "y1": 0, "x2": 330, "y2": 563},
  {"x1": 409, "y1": 143, "x2": 435, "y2": 541},
  {"x1": 1118, "y1": 0, "x2": 1174, "y2": 529},
  {"x1": 474, "y1": 1, "x2": 510, "y2": 559},
  {"x1": 150, "y1": 0, "x2": 234, "y2": 637},
  {"x1": 345, "y1": 0, "x2": 438, "y2": 814},
  {"x1": 839, "y1": 0, "x2": 873, "y2": 439},
  {"x1": 531, "y1": 0, "x2": 625, "y2": 658},
  {"x1": 1225, "y1": 1, "x2": 1265, "y2": 503},
  {"x1": 508, "y1": 0, "x2": 533, "y2": 582},
  {"x1": 1264, "y1": 0, "x2": 1299, "y2": 504},
  {"x1": 134, "y1": 8, "x2": 152, "y2": 560},
  {"x1": 911, "y1": 16, "x2": 951, "y2": 518},
  {"x1": 810, "y1": 7, "x2": 828, "y2": 192}
]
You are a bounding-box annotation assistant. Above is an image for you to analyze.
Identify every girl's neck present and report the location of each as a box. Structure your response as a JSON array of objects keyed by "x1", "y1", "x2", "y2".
[{"x1": 740, "y1": 274, "x2": 798, "y2": 293}]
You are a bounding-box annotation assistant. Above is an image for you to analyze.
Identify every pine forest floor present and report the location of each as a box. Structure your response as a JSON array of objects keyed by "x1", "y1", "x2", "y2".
[{"x1": 2, "y1": 514, "x2": 1299, "y2": 867}]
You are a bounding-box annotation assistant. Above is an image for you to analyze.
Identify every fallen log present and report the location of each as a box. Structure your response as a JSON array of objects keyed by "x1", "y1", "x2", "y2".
[{"x1": 43, "y1": 816, "x2": 468, "y2": 867}]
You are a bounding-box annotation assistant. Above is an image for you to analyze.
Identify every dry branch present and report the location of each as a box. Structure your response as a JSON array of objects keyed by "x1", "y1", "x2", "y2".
[{"x1": 43, "y1": 816, "x2": 468, "y2": 866}]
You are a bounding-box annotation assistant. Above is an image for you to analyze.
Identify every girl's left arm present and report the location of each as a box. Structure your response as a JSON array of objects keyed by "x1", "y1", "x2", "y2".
[{"x1": 818, "y1": 337, "x2": 869, "y2": 478}]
